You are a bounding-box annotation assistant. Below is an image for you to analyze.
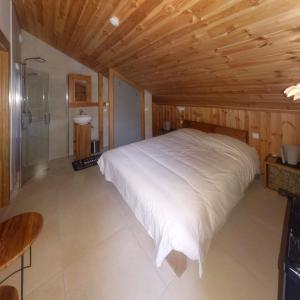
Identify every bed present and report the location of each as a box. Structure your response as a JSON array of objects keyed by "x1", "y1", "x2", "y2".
[{"x1": 98, "y1": 120, "x2": 259, "y2": 276}]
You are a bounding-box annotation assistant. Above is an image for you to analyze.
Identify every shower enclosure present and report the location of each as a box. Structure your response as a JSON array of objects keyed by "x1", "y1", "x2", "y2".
[{"x1": 21, "y1": 58, "x2": 50, "y2": 184}]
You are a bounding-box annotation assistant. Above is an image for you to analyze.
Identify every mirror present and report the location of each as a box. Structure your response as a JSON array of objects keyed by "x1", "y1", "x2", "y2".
[{"x1": 68, "y1": 74, "x2": 92, "y2": 104}]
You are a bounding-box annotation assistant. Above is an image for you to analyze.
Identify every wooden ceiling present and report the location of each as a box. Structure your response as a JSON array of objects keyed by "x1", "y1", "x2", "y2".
[{"x1": 13, "y1": 0, "x2": 300, "y2": 110}]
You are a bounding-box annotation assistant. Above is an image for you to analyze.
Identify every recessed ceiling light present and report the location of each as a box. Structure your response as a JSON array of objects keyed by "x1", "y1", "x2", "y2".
[{"x1": 110, "y1": 16, "x2": 120, "y2": 27}]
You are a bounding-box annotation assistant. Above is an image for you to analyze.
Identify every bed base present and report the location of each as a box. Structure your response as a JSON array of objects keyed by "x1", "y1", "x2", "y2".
[{"x1": 166, "y1": 250, "x2": 188, "y2": 277}]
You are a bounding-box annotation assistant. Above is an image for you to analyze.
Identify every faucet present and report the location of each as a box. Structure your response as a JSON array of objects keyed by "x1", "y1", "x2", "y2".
[{"x1": 79, "y1": 109, "x2": 84, "y2": 115}]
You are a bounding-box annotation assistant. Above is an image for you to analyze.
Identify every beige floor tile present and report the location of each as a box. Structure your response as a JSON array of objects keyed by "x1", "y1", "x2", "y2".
[
  {"x1": 239, "y1": 180, "x2": 287, "y2": 232},
  {"x1": 0, "y1": 158, "x2": 286, "y2": 300},
  {"x1": 213, "y1": 185, "x2": 285, "y2": 288},
  {"x1": 58, "y1": 188, "x2": 129, "y2": 268},
  {"x1": 128, "y1": 216, "x2": 176, "y2": 286},
  {"x1": 161, "y1": 244, "x2": 274, "y2": 300},
  {"x1": 26, "y1": 220, "x2": 63, "y2": 292},
  {"x1": 25, "y1": 273, "x2": 66, "y2": 300},
  {"x1": 64, "y1": 229, "x2": 165, "y2": 300}
]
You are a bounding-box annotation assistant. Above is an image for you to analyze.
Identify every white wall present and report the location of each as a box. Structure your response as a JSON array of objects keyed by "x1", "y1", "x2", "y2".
[
  {"x1": 21, "y1": 30, "x2": 98, "y2": 160},
  {"x1": 0, "y1": 0, "x2": 11, "y2": 40}
]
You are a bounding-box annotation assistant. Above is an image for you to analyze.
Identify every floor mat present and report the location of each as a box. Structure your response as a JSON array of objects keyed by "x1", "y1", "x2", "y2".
[{"x1": 72, "y1": 153, "x2": 102, "y2": 171}]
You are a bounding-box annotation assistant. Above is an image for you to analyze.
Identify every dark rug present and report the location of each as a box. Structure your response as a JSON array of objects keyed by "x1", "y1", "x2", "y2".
[{"x1": 72, "y1": 153, "x2": 102, "y2": 171}]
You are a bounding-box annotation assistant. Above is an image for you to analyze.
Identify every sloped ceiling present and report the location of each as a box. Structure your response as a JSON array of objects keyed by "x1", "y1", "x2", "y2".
[{"x1": 13, "y1": 0, "x2": 300, "y2": 110}]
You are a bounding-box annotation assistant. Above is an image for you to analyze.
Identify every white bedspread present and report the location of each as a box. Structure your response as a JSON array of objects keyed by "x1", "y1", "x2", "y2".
[{"x1": 98, "y1": 128, "x2": 259, "y2": 275}]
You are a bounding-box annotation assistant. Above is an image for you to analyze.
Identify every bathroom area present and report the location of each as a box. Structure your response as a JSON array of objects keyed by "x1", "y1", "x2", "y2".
[
  {"x1": 15, "y1": 30, "x2": 105, "y2": 186},
  {"x1": 11, "y1": 28, "x2": 152, "y2": 189}
]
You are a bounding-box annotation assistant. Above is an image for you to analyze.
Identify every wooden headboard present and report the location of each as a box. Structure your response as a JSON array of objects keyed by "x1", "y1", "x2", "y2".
[{"x1": 182, "y1": 120, "x2": 248, "y2": 144}]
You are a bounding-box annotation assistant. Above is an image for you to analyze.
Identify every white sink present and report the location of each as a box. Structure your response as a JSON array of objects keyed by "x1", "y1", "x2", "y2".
[{"x1": 73, "y1": 115, "x2": 92, "y2": 125}]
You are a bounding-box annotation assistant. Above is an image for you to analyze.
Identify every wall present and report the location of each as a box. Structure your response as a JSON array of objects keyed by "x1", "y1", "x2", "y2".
[
  {"x1": 152, "y1": 103, "x2": 300, "y2": 168},
  {"x1": 21, "y1": 30, "x2": 98, "y2": 160},
  {"x1": 0, "y1": 0, "x2": 10, "y2": 40}
]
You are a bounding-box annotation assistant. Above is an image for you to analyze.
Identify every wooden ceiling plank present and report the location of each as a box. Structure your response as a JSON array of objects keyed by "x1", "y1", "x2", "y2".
[
  {"x1": 74, "y1": 0, "x2": 138, "y2": 57},
  {"x1": 97, "y1": 0, "x2": 205, "y2": 64},
  {"x1": 84, "y1": 0, "x2": 148, "y2": 54},
  {"x1": 98, "y1": 0, "x2": 235, "y2": 70},
  {"x1": 208, "y1": 0, "x2": 300, "y2": 38},
  {"x1": 87, "y1": 0, "x2": 164, "y2": 63},
  {"x1": 61, "y1": 0, "x2": 89, "y2": 52},
  {"x1": 13, "y1": 0, "x2": 300, "y2": 111}
]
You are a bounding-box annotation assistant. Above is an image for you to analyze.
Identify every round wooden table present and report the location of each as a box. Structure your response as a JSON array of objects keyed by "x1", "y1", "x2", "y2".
[
  {"x1": 0, "y1": 286, "x2": 18, "y2": 300},
  {"x1": 0, "y1": 212, "x2": 43, "y2": 300}
]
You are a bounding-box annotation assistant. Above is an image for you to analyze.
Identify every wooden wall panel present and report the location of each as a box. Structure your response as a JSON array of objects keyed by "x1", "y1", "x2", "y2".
[
  {"x1": 153, "y1": 103, "x2": 300, "y2": 170},
  {"x1": 98, "y1": 73, "x2": 104, "y2": 152}
]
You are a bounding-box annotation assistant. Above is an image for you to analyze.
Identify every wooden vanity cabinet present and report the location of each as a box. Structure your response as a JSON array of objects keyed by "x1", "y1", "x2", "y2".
[{"x1": 73, "y1": 123, "x2": 91, "y2": 160}]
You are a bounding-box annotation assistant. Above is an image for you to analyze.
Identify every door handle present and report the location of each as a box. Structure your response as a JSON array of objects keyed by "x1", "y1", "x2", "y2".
[
  {"x1": 28, "y1": 110, "x2": 32, "y2": 124},
  {"x1": 22, "y1": 111, "x2": 32, "y2": 129},
  {"x1": 44, "y1": 112, "x2": 50, "y2": 125},
  {"x1": 21, "y1": 112, "x2": 28, "y2": 129}
]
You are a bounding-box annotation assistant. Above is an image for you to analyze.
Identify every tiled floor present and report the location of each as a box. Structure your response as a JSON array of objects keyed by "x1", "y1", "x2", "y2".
[{"x1": 0, "y1": 158, "x2": 286, "y2": 300}]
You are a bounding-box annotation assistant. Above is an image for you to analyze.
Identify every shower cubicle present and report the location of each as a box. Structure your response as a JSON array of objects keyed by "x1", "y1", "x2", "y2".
[{"x1": 21, "y1": 57, "x2": 50, "y2": 184}]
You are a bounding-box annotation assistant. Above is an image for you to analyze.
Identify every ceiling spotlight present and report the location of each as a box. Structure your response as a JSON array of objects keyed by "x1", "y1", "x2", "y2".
[{"x1": 110, "y1": 16, "x2": 120, "y2": 27}]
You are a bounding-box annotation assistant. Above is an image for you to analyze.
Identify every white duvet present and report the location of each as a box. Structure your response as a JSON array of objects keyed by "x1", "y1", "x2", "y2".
[{"x1": 98, "y1": 128, "x2": 259, "y2": 276}]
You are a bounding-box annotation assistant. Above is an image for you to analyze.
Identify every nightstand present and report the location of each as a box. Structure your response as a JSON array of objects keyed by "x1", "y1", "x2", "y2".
[{"x1": 264, "y1": 154, "x2": 300, "y2": 194}]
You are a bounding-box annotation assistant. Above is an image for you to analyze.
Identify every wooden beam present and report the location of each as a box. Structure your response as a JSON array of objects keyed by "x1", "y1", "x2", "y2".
[
  {"x1": 0, "y1": 29, "x2": 10, "y2": 207},
  {"x1": 109, "y1": 68, "x2": 114, "y2": 149},
  {"x1": 68, "y1": 102, "x2": 98, "y2": 108},
  {"x1": 98, "y1": 73, "x2": 104, "y2": 152}
]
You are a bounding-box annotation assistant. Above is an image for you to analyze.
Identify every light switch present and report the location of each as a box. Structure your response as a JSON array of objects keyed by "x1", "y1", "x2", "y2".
[{"x1": 252, "y1": 132, "x2": 260, "y2": 139}]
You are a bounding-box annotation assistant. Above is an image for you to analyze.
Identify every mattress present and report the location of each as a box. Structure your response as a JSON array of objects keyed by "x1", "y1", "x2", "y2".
[{"x1": 98, "y1": 128, "x2": 259, "y2": 275}]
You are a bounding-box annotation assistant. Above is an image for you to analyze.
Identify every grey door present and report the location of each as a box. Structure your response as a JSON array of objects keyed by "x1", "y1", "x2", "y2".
[{"x1": 114, "y1": 77, "x2": 141, "y2": 147}]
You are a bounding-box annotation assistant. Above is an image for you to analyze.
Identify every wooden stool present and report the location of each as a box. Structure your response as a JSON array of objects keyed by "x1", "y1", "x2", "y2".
[
  {"x1": 0, "y1": 213, "x2": 43, "y2": 300},
  {"x1": 0, "y1": 286, "x2": 18, "y2": 300}
]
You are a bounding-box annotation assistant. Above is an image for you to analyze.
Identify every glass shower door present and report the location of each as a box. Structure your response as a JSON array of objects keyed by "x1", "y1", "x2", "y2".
[{"x1": 21, "y1": 68, "x2": 50, "y2": 184}]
